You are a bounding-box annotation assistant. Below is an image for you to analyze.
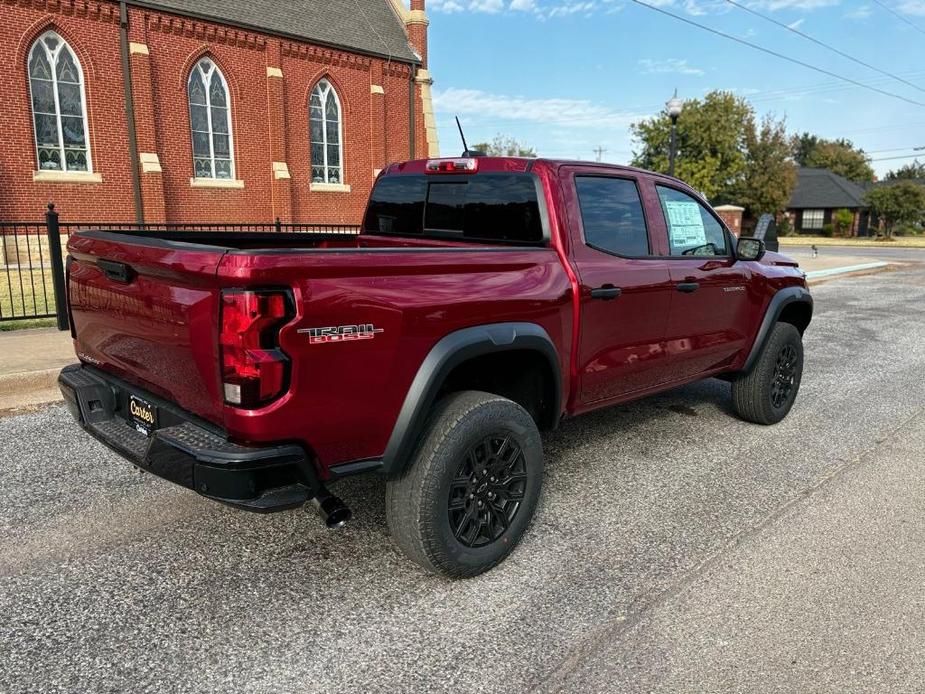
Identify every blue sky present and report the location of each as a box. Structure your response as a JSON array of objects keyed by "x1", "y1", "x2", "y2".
[{"x1": 418, "y1": 0, "x2": 925, "y2": 176}]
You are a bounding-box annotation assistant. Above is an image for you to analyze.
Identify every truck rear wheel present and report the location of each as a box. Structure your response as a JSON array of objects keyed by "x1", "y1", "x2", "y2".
[
  {"x1": 386, "y1": 391, "x2": 543, "y2": 578},
  {"x1": 732, "y1": 322, "x2": 804, "y2": 425}
]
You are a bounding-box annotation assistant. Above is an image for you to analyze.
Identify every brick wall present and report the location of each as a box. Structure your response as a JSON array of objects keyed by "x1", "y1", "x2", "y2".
[{"x1": 0, "y1": 0, "x2": 430, "y2": 225}]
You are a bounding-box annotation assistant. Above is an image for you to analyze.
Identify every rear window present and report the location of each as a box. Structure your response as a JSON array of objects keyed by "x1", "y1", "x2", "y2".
[{"x1": 363, "y1": 173, "x2": 545, "y2": 244}]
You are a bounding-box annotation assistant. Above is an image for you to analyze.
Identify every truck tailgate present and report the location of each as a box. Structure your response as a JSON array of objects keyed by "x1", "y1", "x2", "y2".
[{"x1": 67, "y1": 232, "x2": 227, "y2": 426}]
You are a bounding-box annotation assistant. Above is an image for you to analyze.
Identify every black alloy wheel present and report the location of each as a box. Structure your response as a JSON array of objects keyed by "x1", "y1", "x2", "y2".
[
  {"x1": 771, "y1": 343, "x2": 798, "y2": 409},
  {"x1": 448, "y1": 435, "x2": 527, "y2": 548}
]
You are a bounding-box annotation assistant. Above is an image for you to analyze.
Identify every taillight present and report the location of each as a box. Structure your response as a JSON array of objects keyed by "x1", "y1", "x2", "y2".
[
  {"x1": 426, "y1": 158, "x2": 478, "y2": 173},
  {"x1": 219, "y1": 289, "x2": 294, "y2": 408}
]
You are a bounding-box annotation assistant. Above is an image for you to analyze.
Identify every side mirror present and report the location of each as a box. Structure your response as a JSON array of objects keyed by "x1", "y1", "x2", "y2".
[{"x1": 736, "y1": 236, "x2": 765, "y2": 262}]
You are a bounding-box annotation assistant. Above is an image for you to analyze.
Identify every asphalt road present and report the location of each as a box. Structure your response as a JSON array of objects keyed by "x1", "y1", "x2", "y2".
[
  {"x1": 782, "y1": 244, "x2": 925, "y2": 263},
  {"x1": 2, "y1": 266, "x2": 924, "y2": 693}
]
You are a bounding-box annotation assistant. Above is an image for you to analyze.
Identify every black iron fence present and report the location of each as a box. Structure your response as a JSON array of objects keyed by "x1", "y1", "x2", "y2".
[{"x1": 0, "y1": 205, "x2": 360, "y2": 327}]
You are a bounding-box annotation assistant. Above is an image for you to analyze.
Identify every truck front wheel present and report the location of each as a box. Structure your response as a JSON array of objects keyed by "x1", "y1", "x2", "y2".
[
  {"x1": 386, "y1": 391, "x2": 544, "y2": 578},
  {"x1": 732, "y1": 321, "x2": 804, "y2": 425}
]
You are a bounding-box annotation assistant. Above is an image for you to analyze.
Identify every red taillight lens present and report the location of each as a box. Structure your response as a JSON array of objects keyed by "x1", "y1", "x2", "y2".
[{"x1": 219, "y1": 290, "x2": 293, "y2": 408}]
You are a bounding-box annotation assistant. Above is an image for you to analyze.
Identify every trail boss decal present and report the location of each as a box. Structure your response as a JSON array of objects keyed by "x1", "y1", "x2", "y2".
[{"x1": 298, "y1": 324, "x2": 384, "y2": 345}]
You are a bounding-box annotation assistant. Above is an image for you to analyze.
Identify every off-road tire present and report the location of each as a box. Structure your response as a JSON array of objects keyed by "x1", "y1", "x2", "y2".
[
  {"x1": 732, "y1": 322, "x2": 804, "y2": 425},
  {"x1": 386, "y1": 391, "x2": 543, "y2": 578}
]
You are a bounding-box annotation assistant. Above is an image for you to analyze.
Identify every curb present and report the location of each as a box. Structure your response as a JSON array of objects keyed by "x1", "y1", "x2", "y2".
[
  {"x1": 0, "y1": 364, "x2": 71, "y2": 412},
  {"x1": 805, "y1": 261, "x2": 890, "y2": 280}
]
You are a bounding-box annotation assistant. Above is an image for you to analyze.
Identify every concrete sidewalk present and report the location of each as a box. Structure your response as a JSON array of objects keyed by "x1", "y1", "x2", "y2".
[{"x1": 0, "y1": 328, "x2": 75, "y2": 413}]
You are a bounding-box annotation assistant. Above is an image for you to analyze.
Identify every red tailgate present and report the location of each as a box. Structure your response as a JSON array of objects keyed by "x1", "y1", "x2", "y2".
[{"x1": 67, "y1": 233, "x2": 227, "y2": 426}]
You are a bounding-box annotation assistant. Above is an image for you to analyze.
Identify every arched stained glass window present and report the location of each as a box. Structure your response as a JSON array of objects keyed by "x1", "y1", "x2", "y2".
[
  {"x1": 188, "y1": 58, "x2": 234, "y2": 179},
  {"x1": 28, "y1": 31, "x2": 91, "y2": 172},
  {"x1": 309, "y1": 79, "x2": 343, "y2": 184}
]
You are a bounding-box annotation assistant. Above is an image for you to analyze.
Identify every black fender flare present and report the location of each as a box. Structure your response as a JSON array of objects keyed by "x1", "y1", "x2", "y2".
[
  {"x1": 380, "y1": 322, "x2": 562, "y2": 477},
  {"x1": 742, "y1": 286, "x2": 813, "y2": 374}
]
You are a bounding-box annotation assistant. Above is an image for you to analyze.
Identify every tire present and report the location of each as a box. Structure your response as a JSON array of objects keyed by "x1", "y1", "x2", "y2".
[
  {"x1": 386, "y1": 391, "x2": 544, "y2": 578},
  {"x1": 732, "y1": 322, "x2": 804, "y2": 425}
]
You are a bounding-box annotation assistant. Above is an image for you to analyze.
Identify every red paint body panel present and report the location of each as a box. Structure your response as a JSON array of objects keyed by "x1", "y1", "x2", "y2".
[{"x1": 65, "y1": 157, "x2": 808, "y2": 478}]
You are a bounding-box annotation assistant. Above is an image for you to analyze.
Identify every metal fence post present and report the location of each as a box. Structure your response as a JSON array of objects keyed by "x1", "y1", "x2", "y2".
[
  {"x1": 45, "y1": 203, "x2": 69, "y2": 331},
  {"x1": 275, "y1": 217, "x2": 282, "y2": 233}
]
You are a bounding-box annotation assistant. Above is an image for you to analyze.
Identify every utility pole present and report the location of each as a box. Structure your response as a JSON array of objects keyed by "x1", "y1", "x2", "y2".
[{"x1": 593, "y1": 146, "x2": 607, "y2": 163}]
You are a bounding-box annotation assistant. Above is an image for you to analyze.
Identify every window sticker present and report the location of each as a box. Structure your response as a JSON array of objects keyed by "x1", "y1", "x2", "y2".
[{"x1": 665, "y1": 200, "x2": 706, "y2": 248}]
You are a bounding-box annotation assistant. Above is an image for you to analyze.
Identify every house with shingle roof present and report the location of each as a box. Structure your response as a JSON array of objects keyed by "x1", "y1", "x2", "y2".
[{"x1": 785, "y1": 168, "x2": 872, "y2": 236}]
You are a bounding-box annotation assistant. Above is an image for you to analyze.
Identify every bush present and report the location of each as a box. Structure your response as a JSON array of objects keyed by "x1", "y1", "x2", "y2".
[
  {"x1": 820, "y1": 224, "x2": 834, "y2": 237},
  {"x1": 893, "y1": 223, "x2": 923, "y2": 237},
  {"x1": 777, "y1": 217, "x2": 796, "y2": 237}
]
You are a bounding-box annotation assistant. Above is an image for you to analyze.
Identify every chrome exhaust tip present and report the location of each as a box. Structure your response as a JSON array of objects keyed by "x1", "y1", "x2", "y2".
[{"x1": 310, "y1": 490, "x2": 352, "y2": 529}]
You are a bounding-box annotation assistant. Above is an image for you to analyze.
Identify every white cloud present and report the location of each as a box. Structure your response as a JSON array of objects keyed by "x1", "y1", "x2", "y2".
[
  {"x1": 844, "y1": 4, "x2": 872, "y2": 18},
  {"x1": 897, "y1": 0, "x2": 925, "y2": 15},
  {"x1": 638, "y1": 57, "x2": 706, "y2": 75},
  {"x1": 432, "y1": 87, "x2": 645, "y2": 128},
  {"x1": 750, "y1": 0, "x2": 838, "y2": 10}
]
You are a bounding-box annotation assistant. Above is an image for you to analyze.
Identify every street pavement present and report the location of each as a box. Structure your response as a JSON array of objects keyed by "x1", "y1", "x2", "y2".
[
  {"x1": 1, "y1": 266, "x2": 924, "y2": 693},
  {"x1": 782, "y1": 243, "x2": 925, "y2": 263}
]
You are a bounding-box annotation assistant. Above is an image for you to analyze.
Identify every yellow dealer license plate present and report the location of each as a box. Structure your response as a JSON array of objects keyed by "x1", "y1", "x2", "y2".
[{"x1": 129, "y1": 394, "x2": 158, "y2": 435}]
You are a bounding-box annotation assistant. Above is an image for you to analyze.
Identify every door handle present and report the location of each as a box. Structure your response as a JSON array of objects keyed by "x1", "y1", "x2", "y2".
[
  {"x1": 97, "y1": 259, "x2": 135, "y2": 284},
  {"x1": 676, "y1": 282, "x2": 700, "y2": 293},
  {"x1": 590, "y1": 284, "x2": 622, "y2": 300}
]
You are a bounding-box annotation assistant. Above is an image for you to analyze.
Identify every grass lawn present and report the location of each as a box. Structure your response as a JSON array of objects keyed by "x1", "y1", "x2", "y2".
[
  {"x1": 0, "y1": 266, "x2": 58, "y2": 329},
  {"x1": 779, "y1": 236, "x2": 925, "y2": 248}
]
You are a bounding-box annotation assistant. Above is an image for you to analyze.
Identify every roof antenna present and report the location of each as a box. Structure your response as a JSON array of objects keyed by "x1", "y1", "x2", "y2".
[{"x1": 456, "y1": 116, "x2": 485, "y2": 157}]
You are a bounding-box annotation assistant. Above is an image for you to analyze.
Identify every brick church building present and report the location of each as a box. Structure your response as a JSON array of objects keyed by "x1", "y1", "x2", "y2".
[{"x1": 0, "y1": 0, "x2": 440, "y2": 225}]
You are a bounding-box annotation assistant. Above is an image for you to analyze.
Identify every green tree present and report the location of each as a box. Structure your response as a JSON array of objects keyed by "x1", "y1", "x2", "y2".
[
  {"x1": 470, "y1": 134, "x2": 536, "y2": 157},
  {"x1": 884, "y1": 159, "x2": 925, "y2": 181},
  {"x1": 630, "y1": 91, "x2": 751, "y2": 200},
  {"x1": 791, "y1": 132, "x2": 874, "y2": 183},
  {"x1": 735, "y1": 114, "x2": 797, "y2": 216},
  {"x1": 864, "y1": 181, "x2": 925, "y2": 237}
]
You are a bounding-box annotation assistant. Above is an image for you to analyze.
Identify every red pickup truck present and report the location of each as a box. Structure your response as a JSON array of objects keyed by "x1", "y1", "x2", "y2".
[{"x1": 59, "y1": 156, "x2": 812, "y2": 577}]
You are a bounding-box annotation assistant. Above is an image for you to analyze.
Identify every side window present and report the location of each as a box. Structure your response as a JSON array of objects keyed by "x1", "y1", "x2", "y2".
[
  {"x1": 575, "y1": 176, "x2": 650, "y2": 257},
  {"x1": 656, "y1": 186, "x2": 729, "y2": 256}
]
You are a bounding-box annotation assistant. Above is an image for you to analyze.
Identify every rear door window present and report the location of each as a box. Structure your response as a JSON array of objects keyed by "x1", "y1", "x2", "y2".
[
  {"x1": 363, "y1": 173, "x2": 544, "y2": 244},
  {"x1": 575, "y1": 176, "x2": 650, "y2": 257},
  {"x1": 656, "y1": 186, "x2": 730, "y2": 256}
]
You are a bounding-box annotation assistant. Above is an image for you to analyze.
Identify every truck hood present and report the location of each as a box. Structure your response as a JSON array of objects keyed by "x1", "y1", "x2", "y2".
[{"x1": 760, "y1": 250, "x2": 799, "y2": 268}]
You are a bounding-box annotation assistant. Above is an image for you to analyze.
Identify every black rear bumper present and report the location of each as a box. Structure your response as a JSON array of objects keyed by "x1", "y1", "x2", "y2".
[{"x1": 59, "y1": 364, "x2": 320, "y2": 512}]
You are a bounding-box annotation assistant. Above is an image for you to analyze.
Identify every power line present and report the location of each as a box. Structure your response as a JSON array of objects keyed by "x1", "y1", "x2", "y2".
[
  {"x1": 628, "y1": 0, "x2": 925, "y2": 108},
  {"x1": 725, "y1": 0, "x2": 925, "y2": 94},
  {"x1": 870, "y1": 153, "x2": 925, "y2": 162},
  {"x1": 871, "y1": 0, "x2": 925, "y2": 36},
  {"x1": 865, "y1": 145, "x2": 925, "y2": 153}
]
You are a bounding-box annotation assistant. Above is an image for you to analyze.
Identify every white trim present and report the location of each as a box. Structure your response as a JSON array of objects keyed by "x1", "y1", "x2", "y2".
[
  {"x1": 27, "y1": 31, "x2": 93, "y2": 175},
  {"x1": 266, "y1": 66, "x2": 283, "y2": 78},
  {"x1": 187, "y1": 58, "x2": 236, "y2": 180},
  {"x1": 190, "y1": 177, "x2": 244, "y2": 189},
  {"x1": 310, "y1": 182, "x2": 351, "y2": 193},
  {"x1": 129, "y1": 42, "x2": 149, "y2": 55},
  {"x1": 33, "y1": 170, "x2": 102, "y2": 183},
  {"x1": 139, "y1": 152, "x2": 161, "y2": 173},
  {"x1": 370, "y1": 84, "x2": 384, "y2": 95},
  {"x1": 309, "y1": 79, "x2": 345, "y2": 186},
  {"x1": 272, "y1": 161, "x2": 291, "y2": 180}
]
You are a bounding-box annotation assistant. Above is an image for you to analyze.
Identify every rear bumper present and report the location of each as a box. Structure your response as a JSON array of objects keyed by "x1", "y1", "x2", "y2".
[{"x1": 59, "y1": 364, "x2": 320, "y2": 512}]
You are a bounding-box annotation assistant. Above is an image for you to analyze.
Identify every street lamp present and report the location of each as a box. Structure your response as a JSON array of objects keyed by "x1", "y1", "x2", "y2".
[{"x1": 666, "y1": 89, "x2": 683, "y2": 177}]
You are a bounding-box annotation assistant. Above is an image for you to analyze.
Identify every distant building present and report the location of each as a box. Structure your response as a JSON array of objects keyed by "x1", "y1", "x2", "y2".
[
  {"x1": 784, "y1": 167, "x2": 871, "y2": 236},
  {"x1": 0, "y1": 0, "x2": 439, "y2": 225}
]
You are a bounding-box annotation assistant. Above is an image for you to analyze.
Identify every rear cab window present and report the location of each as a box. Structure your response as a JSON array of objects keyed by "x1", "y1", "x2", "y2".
[
  {"x1": 363, "y1": 173, "x2": 546, "y2": 245},
  {"x1": 655, "y1": 186, "x2": 730, "y2": 257},
  {"x1": 574, "y1": 176, "x2": 650, "y2": 257}
]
